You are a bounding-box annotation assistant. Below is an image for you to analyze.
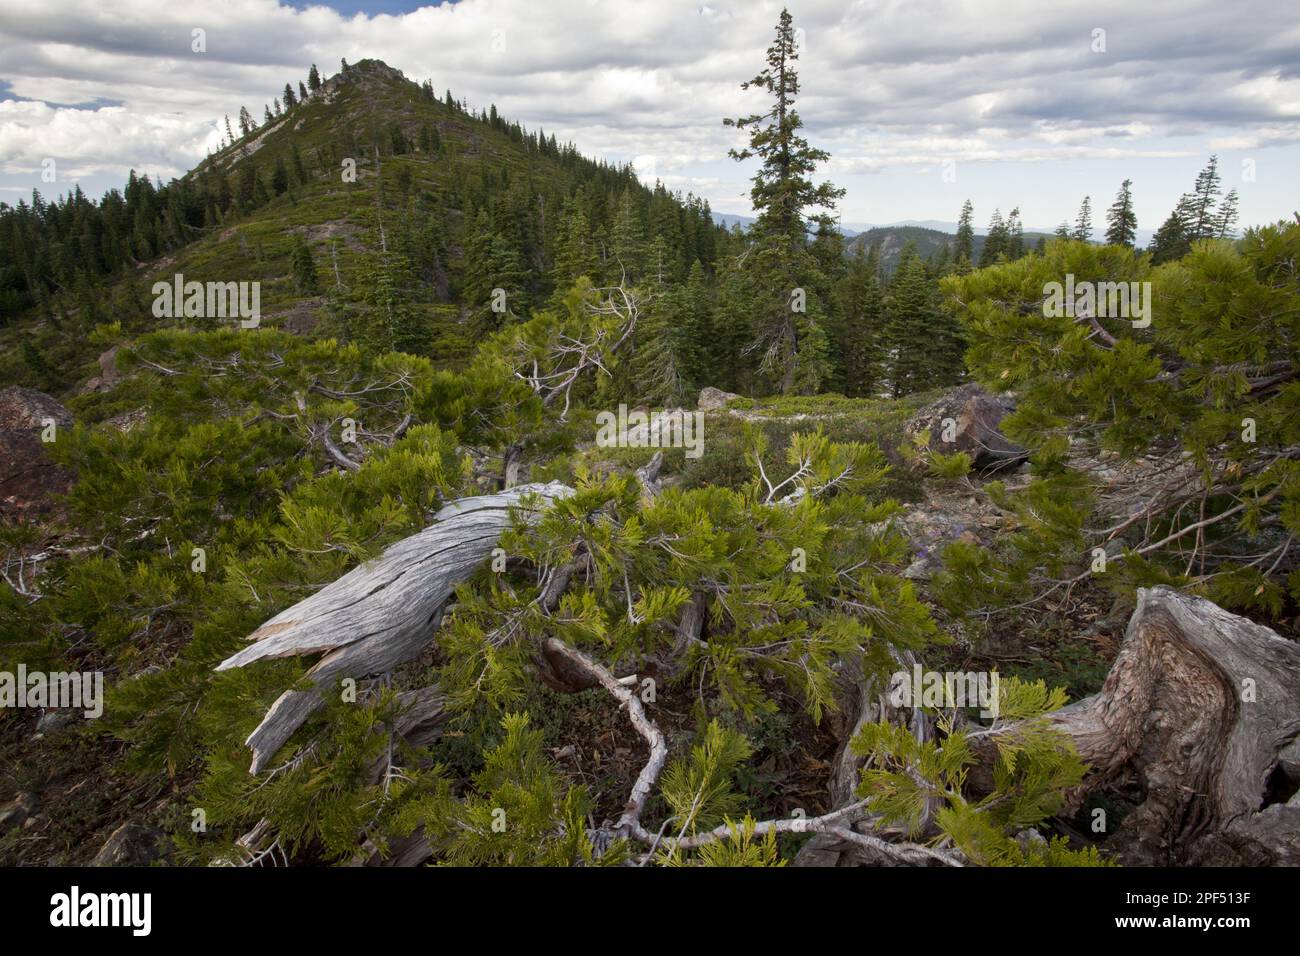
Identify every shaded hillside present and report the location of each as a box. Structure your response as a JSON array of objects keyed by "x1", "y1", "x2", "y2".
[
  {"x1": 0, "y1": 58, "x2": 726, "y2": 392},
  {"x1": 846, "y1": 225, "x2": 1055, "y2": 273}
]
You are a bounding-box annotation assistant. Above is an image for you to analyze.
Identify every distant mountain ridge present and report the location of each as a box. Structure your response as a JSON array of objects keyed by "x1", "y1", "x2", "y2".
[{"x1": 712, "y1": 211, "x2": 1157, "y2": 263}]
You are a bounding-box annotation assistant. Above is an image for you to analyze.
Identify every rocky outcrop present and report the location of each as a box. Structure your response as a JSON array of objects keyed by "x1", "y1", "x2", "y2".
[
  {"x1": 78, "y1": 346, "x2": 121, "y2": 394},
  {"x1": 0, "y1": 386, "x2": 74, "y2": 522},
  {"x1": 697, "y1": 386, "x2": 742, "y2": 411},
  {"x1": 905, "y1": 383, "x2": 1026, "y2": 471}
]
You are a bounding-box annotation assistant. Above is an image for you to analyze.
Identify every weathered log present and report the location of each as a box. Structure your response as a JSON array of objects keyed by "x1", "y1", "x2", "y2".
[
  {"x1": 800, "y1": 586, "x2": 1300, "y2": 866},
  {"x1": 1035, "y1": 586, "x2": 1300, "y2": 866},
  {"x1": 217, "y1": 482, "x2": 573, "y2": 773}
]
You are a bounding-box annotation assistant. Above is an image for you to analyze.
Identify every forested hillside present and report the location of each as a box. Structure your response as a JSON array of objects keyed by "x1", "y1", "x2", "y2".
[{"x1": 1, "y1": 10, "x2": 1297, "y2": 871}]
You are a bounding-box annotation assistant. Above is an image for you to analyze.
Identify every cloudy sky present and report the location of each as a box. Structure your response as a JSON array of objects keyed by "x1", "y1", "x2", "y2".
[{"x1": 0, "y1": 0, "x2": 1297, "y2": 235}]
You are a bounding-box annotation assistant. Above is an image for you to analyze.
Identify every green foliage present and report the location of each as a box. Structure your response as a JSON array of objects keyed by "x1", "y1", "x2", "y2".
[
  {"x1": 437, "y1": 427, "x2": 936, "y2": 725},
  {"x1": 721, "y1": 8, "x2": 844, "y2": 395},
  {"x1": 927, "y1": 450, "x2": 973, "y2": 481},
  {"x1": 658, "y1": 721, "x2": 753, "y2": 843},
  {"x1": 679, "y1": 816, "x2": 786, "y2": 867},
  {"x1": 940, "y1": 222, "x2": 1300, "y2": 615},
  {"x1": 852, "y1": 676, "x2": 1109, "y2": 866},
  {"x1": 886, "y1": 245, "x2": 965, "y2": 396},
  {"x1": 395, "y1": 713, "x2": 628, "y2": 866}
]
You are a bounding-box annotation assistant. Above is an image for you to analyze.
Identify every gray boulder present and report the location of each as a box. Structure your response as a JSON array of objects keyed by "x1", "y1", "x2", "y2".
[
  {"x1": 91, "y1": 822, "x2": 164, "y2": 867},
  {"x1": 697, "y1": 386, "x2": 741, "y2": 411},
  {"x1": 905, "y1": 383, "x2": 1026, "y2": 471}
]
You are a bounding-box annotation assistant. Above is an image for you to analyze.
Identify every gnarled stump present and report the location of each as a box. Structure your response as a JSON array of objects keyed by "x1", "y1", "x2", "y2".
[
  {"x1": 801, "y1": 587, "x2": 1300, "y2": 867},
  {"x1": 1039, "y1": 586, "x2": 1300, "y2": 865}
]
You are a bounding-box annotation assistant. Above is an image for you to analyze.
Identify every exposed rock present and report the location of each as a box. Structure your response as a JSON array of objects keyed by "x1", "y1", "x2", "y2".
[
  {"x1": 905, "y1": 383, "x2": 1026, "y2": 471},
  {"x1": 697, "y1": 386, "x2": 742, "y2": 411},
  {"x1": 0, "y1": 385, "x2": 72, "y2": 430},
  {"x1": 79, "y1": 346, "x2": 121, "y2": 394},
  {"x1": 91, "y1": 822, "x2": 164, "y2": 867},
  {"x1": 0, "y1": 793, "x2": 37, "y2": 833},
  {"x1": 104, "y1": 408, "x2": 148, "y2": 433},
  {"x1": 33, "y1": 708, "x2": 78, "y2": 738},
  {"x1": 0, "y1": 386, "x2": 75, "y2": 522},
  {"x1": 894, "y1": 486, "x2": 1018, "y2": 581},
  {"x1": 264, "y1": 296, "x2": 324, "y2": 335},
  {"x1": 615, "y1": 407, "x2": 698, "y2": 450}
]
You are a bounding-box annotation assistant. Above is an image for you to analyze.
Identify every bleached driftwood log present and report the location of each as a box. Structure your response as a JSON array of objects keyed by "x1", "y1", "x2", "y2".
[{"x1": 216, "y1": 482, "x2": 573, "y2": 773}]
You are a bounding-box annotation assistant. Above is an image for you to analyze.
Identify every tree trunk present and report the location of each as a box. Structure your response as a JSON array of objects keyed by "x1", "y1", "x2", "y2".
[
  {"x1": 801, "y1": 586, "x2": 1300, "y2": 866},
  {"x1": 216, "y1": 482, "x2": 573, "y2": 773},
  {"x1": 1034, "y1": 586, "x2": 1300, "y2": 866}
]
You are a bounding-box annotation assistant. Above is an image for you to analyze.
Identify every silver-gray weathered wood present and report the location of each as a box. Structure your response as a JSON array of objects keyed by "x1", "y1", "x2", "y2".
[{"x1": 217, "y1": 482, "x2": 573, "y2": 772}]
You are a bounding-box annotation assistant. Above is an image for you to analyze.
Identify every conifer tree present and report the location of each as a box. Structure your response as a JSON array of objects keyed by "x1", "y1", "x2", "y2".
[
  {"x1": 885, "y1": 245, "x2": 939, "y2": 396},
  {"x1": 1179, "y1": 155, "x2": 1222, "y2": 241},
  {"x1": 677, "y1": 258, "x2": 717, "y2": 392},
  {"x1": 291, "y1": 236, "x2": 319, "y2": 295},
  {"x1": 979, "y1": 210, "x2": 1008, "y2": 267},
  {"x1": 955, "y1": 199, "x2": 975, "y2": 265},
  {"x1": 723, "y1": 8, "x2": 844, "y2": 393},
  {"x1": 1072, "y1": 196, "x2": 1092, "y2": 242},
  {"x1": 271, "y1": 156, "x2": 290, "y2": 195},
  {"x1": 1104, "y1": 178, "x2": 1137, "y2": 247},
  {"x1": 831, "y1": 242, "x2": 886, "y2": 396},
  {"x1": 1216, "y1": 188, "x2": 1240, "y2": 238},
  {"x1": 1006, "y1": 207, "x2": 1025, "y2": 259},
  {"x1": 609, "y1": 190, "x2": 648, "y2": 283},
  {"x1": 551, "y1": 205, "x2": 600, "y2": 293},
  {"x1": 1148, "y1": 211, "x2": 1188, "y2": 264}
]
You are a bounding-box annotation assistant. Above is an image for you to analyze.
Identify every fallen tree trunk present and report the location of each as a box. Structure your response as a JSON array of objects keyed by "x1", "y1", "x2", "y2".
[{"x1": 216, "y1": 482, "x2": 572, "y2": 773}]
